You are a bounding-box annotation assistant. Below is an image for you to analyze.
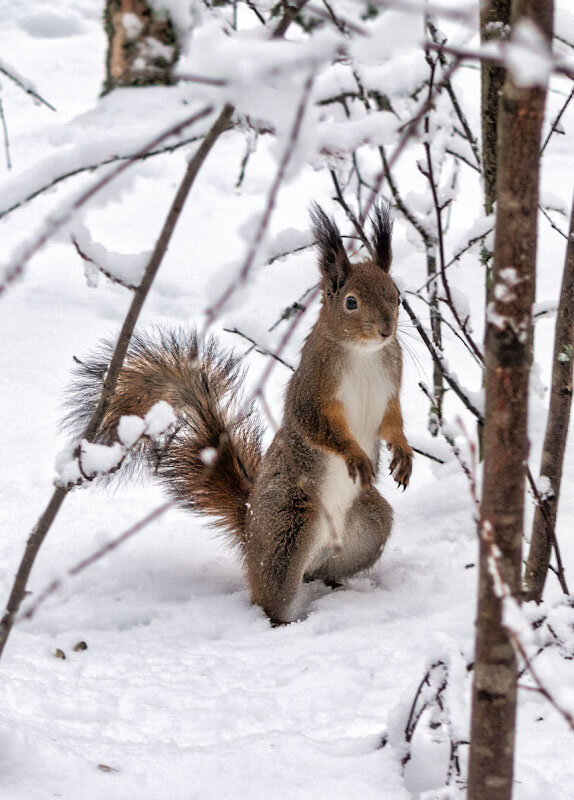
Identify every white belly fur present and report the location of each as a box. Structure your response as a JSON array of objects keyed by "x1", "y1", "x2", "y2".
[{"x1": 307, "y1": 345, "x2": 394, "y2": 570}]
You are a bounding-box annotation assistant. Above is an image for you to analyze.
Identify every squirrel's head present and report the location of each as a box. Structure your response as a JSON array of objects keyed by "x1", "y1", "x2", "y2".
[{"x1": 310, "y1": 202, "x2": 399, "y2": 350}]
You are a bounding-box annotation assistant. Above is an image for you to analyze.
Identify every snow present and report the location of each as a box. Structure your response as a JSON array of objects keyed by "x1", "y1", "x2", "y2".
[
  {"x1": 122, "y1": 12, "x2": 144, "y2": 42},
  {"x1": 71, "y1": 221, "x2": 152, "y2": 289},
  {"x1": 1, "y1": 1, "x2": 574, "y2": 799},
  {"x1": 506, "y1": 19, "x2": 553, "y2": 89},
  {"x1": 535, "y1": 475, "x2": 554, "y2": 500},
  {"x1": 144, "y1": 401, "x2": 177, "y2": 436},
  {"x1": 117, "y1": 415, "x2": 147, "y2": 447},
  {"x1": 80, "y1": 440, "x2": 126, "y2": 478}
]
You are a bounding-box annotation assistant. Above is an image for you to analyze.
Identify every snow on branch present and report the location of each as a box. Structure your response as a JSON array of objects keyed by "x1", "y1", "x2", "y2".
[
  {"x1": 55, "y1": 401, "x2": 177, "y2": 487},
  {"x1": 0, "y1": 105, "x2": 214, "y2": 295},
  {"x1": 71, "y1": 223, "x2": 151, "y2": 290},
  {"x1": 0, "y1": 57, "x2": 56, "y2": 111}
]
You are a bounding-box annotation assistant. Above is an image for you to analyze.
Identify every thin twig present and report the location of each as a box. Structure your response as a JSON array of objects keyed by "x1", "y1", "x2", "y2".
[
  {"x1": 402, "y1": 297, "x2": 484, "y2": 421},
  {"x1": 330, "y1": 170, "x2": 373, "y2": 254},
  {"x1": 540, "y1": 204, "x2": 568, "y2": 240},
  {"x1": 0, "y1": 98, "x2": 11, "y2": 170},
  {"x1": 72, "y1": 237, "x2": 138, "y2": 291},
  {"x1": 224, "y1": 327, "x2": 295, "y2": 370},
  {"x1": 415, "y1": 226, "x2": 494, "y2": 294},
  {"x1": 0, "y1": 62, "x2": 56, "y2": 111},
  {"x1": 404, "y1": 290, "x2": 482, "y2": 364},
  {"x1": 540, "y1": 85, "x2": 574, "y2": 155}
]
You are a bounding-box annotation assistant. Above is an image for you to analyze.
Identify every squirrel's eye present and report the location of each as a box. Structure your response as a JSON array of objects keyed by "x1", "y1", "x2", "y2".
[{"x1": 345, "y1": 296, "x2": 358, "y2": 311}]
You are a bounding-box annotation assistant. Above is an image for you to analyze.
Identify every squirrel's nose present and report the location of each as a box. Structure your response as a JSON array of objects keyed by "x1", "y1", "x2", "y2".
[{"x1": 379, "y1": 322, "x2": 393, "y2": 338}]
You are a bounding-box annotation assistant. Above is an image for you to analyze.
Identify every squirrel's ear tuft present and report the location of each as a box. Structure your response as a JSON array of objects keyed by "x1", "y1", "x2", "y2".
[
  {"x1": 309, "y1": 203, "x2": 351, "y2": 293},
  {"x1": 370, "y1": 202, "x2": 393, "y2": 273}
]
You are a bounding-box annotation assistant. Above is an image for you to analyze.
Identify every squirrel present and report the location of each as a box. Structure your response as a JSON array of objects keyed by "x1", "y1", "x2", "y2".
[{"x1": 65, "y1": 203, "x2": 413, "y2": 625}]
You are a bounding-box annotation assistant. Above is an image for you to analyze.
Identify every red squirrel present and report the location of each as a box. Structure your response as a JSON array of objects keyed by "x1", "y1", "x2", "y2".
[{"x1": 66, "y1": 203, "x2": 413, "y2": 624}]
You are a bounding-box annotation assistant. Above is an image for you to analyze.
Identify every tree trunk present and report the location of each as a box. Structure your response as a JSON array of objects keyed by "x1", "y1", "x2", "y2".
[
  {"x1": 427, "y1": 250, "x2": 444, "y2": 433},
  {"x1": 524, "y1": 194, "x2": 574, "y2": 602},
  {"x1": 104, "y1": 0, "x2": 178, "y2": 93},
  {"x1": 467, "y1": 2, "x2": 553, "y2": 799},
  {"x1": 480, "y1": 0, "x2": 511, "y2": 216}
]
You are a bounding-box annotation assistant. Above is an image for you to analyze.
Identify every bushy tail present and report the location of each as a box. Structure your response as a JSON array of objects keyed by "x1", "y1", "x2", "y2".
[{"x1": 64, "y1": 328, "x2": 263, "y2": 544}]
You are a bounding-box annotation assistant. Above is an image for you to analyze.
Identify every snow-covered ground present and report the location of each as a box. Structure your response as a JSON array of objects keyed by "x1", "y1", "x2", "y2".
[{"x1": 1, "y1": 1, "x2": 574, "y2": 798}]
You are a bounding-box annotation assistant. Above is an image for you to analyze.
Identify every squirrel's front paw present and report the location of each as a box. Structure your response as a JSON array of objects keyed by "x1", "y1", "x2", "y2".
[
  {"x1": 346, "y1": 451, "x2": 374, "y2": 487},
  {"x1": 389, "y1": 445, "x2": 413, "y2": 490}
]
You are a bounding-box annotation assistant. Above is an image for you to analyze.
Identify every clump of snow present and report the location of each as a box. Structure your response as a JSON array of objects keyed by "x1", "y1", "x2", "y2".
[
  {"x1": 494, "y1": 282, "x2": 516, "y2": 303},
  {"x1": 502, "y1": 595, "x2": 536, "y2": 646},
  {"x1": 144, "y1": 401, "x2": 177, "y2": 436},
  {"x1": 122, "y1": 12, "x2": 144, "y2": 42},
  {"x1": 200, "y1": 446, "x2": 218, "y2": 465},
  {"x1": 264, "y1": 227, "x2": 314, "y2": 262},
  {"x1": 318, "y1": 112, "x2": 398, "y2": 156},
  {"x1": 117, "y1": 415, "x2": 146, "y2": 447},
  {"x1": 506, "y1": 19, "x2": 553, "y2": 88},
  {"x1": 80, "y1": 441, "x2": 125, "y2": 478},
  {"x1": 535, "y1": 475, "x2": 554, "y2": 501},
  {"x1": 71, "y1": 222, "x2": 151, "y2": 289},
  {"x1": 54, "y1": 443, "x2": 82, "y2": 486}
]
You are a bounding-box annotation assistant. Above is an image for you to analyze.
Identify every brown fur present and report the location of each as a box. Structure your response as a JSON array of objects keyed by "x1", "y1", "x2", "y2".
[{"x1": 65, "y1": 204, "x2": 412, "y2": 624}]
